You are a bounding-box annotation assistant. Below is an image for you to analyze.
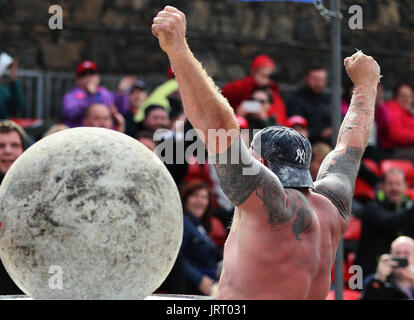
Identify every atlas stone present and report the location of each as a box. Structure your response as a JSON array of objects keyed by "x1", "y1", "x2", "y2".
[{"x1": 0, "y1": 127, "x2": 183, "y2": 299}]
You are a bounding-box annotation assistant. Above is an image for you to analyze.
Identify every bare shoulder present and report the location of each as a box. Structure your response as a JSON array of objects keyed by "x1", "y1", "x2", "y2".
[{"x1": 309, "y1": 188, "x2": 349, "y2": 234}]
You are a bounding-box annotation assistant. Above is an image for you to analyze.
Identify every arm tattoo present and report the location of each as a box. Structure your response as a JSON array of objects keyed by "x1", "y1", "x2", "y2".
[
  {"x1": 317, "y1": 146, "x2": 362, "y2": 182},
  {"x1": 214, "y1": 162, "x2": 263, "y2": 206},
  {"x1": 255, "y1": 172, "x2": 292, "y2": 225},
  {"x1": 315, "y1": 146, "x2": 363, "y2": 219},
  {"x1": 287, "y1": 191, "x2": 313, "y2": 240},
  {"x1": 255, "y1": 170, "x2": 312, "y2": 239},
  {"x1": 214, "y1": 135, "x2": 313, "y2": 240},
  {"x1": 213, "y1": 135, "x2": 265, "y2": 206}
]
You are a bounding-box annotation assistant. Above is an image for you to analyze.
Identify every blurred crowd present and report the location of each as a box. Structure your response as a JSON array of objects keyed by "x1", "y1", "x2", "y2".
[{"x1": 0, "y1": 53, "x2": 414, "y2": 299}]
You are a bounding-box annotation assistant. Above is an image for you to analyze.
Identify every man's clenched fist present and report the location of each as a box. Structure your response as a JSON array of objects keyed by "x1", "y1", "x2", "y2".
[
  {"x1": 344, "y1": 51, "x2": 381, "y2": 87},
  {"x1": 152, "y1": 6, "x2": 187, "y2": 54}
]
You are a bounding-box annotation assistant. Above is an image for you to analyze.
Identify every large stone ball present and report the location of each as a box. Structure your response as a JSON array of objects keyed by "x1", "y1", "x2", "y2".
[{"x1": 0, "y1": 127, "x2": 183, "y2": 299}]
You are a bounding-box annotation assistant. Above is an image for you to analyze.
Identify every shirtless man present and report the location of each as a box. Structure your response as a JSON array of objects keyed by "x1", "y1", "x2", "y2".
[{"x1": 152, "y1": 6, "x2": 381, "y2": 299}]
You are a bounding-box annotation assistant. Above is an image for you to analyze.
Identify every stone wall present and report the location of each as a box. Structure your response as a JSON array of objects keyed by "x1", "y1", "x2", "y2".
[{"x1": 0, "y1": 0, "x2": 413, "y2": 88}]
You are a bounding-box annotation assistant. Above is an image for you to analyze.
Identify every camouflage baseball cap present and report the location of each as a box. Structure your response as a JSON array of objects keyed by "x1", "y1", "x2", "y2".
[{"x1": 251, "y1": 126, "x2": 314, "y2": 189}]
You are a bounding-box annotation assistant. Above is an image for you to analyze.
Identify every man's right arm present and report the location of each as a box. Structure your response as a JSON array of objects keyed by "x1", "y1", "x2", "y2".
[{"x1": 314, "y1": 52, "x2": 381, "y2": 220}]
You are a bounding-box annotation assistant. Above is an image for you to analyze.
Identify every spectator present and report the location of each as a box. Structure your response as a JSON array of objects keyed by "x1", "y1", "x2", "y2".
[
  {"x1": 164, "y1": 67, "x2": 184, "y2": 123},
  {"x1": 82, "y1": 103, "x2": 125, "y2": 133},
  {"x1": 378, "y1": 83, "x2": 414, "y2": 162},
  {"x1": 135, "y1": 124, "x2": 191, "y2": 296},
  {"x1": 62, "y1": 60, "x2": 117, "y2": 128},
  {"x1": 287, "y1": 65, "x2": 332, "y2": 144},
  {"x1": 127, "y1": 80, "x2": 148, "y2": 115},
  {"x1": 138, "y1": 104, "x2": 171, "y2": 134},
  {"x1": 221, "y1": 54, "x2": 287, "y2": 125},
  {"x1": 134, "y1": 71, "x2": 180, "y2": 123},
  {"x1": 0, "y1": 119, "x2": 28, "y2": 183},
  {"x1": 236, "y1": 86, "x2": 277, "y2": 130},
  {"x1": 148, "y1": 105, "x2": 189, "y2": 187},
  {"x1": 0, "y1": 120, "x2": 28, "y2": 295},
  {"x1": 361, "y1": 236, "x2": 414, "y2": 299},
  {"x1": 354, "y1": 168, "x2": 414, "y2": 278},
  {"x1": 180, "y1": 181, "x2": 222, "y2": 296},
  {"x1": 170, "y1": 112, "x2": 187, "y2": 141},
  {"x1": 117, "y1": 79, "x2": 148, "y2": 138},
  {"x1": 286, "y1": 115, "x2": 309, "y2": 139},
  {"x1": 309, "y1": 142, "x2": 332, "y2": 181},
  {"x1": 136, "y1": 130, "x2": 156, "y2": 152},
  {"x1": 0, "y1": 59, "x2": 25, "y2": 119}
]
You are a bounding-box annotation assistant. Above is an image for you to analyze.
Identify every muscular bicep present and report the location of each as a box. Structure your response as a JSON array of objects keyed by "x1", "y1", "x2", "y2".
[{"x1": 314, "y1": 146, "x2": 363, "y2": 219}]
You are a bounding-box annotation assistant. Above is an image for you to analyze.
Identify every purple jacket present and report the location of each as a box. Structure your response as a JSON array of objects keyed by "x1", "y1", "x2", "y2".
[{"x1": 61, "y1": 86, "x2": 129, "y2": 128}]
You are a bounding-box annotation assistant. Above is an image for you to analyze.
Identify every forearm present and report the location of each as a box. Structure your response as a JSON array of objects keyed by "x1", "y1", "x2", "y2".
[
  {"x1": 336, "y1": 85, "x2": 377, "y2": 151},
  {"x1": 167, "y1": 46, "x2": 238, "y2": 151},
  {"x1": 316, "y1": 85, "x2": 376, "y2": 202}
]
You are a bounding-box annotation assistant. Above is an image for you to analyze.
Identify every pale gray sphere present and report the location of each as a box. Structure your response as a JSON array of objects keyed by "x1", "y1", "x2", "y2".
[{"x1": 0, "y1": 127, "x2": 183, "y2": 299}]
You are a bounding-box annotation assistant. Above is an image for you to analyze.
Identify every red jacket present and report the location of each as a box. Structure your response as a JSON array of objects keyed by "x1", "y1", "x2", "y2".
[
  {"x1": 221, "y1": 75, "x2": 288, "y2": 126},
  {"x1": 379, "y1": 100, "x2": 414, "y2": 149}
]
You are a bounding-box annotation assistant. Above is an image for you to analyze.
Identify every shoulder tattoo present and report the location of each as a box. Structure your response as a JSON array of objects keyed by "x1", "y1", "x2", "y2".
[{"x1": 316, "y1": 146, "x2": 363, "y2": 219}]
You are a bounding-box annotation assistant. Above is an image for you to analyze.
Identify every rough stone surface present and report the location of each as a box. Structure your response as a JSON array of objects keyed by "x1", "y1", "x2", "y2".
[{"x1": 0, "y1": 127, "x2": 183, "y2": 300}]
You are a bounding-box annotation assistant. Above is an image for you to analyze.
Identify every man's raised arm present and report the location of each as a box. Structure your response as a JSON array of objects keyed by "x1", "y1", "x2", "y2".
[
  {"x1": 152, "y1": 6, "x2": 238, "y2": 153},
  {"x1": 315, "y1": 51, "x2": 381, "y2": 220}
]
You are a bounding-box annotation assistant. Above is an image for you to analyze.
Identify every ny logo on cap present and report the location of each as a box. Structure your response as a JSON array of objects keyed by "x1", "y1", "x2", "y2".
[{"x1": 295, "y1": 148, "x2": 306, "y2": 164}]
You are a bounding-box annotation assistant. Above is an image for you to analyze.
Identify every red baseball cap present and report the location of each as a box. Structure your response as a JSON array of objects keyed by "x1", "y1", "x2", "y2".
[
  {"x1": 76, "y1": 60, "x2": 98, "y2": 77},
  {"x1": 251, "y1": 55, "x2": 275, "y2": 72},
  {"x1": 287, "y1": 115, "x2": 308, "y2": 128}
]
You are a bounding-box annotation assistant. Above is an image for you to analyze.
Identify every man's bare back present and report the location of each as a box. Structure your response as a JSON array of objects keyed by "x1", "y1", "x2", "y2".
[
  {"x1": 152, "y1": 6, "x2": 381, "y2": 299},
  {"x1": 218, "y1": 189, "x2": 344, "y2": 299}
]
